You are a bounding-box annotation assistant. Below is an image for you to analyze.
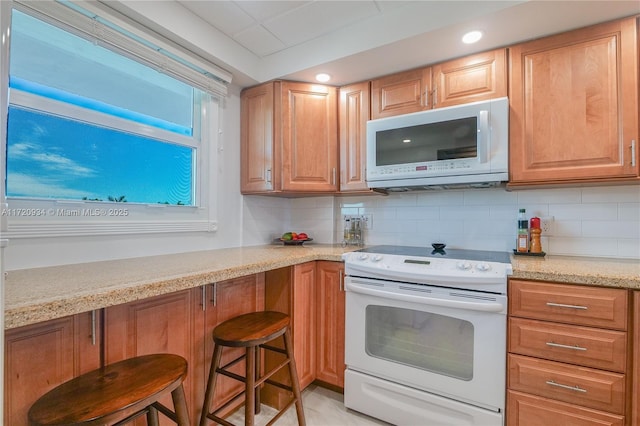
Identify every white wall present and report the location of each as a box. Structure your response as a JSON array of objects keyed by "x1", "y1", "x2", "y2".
[{"x1": 327, "y1": 185, "x2": 640, "y2": 259}]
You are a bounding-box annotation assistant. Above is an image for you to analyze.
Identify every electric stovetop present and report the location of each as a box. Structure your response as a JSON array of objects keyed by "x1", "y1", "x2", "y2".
[{"x1": 356, "y1": 245, "x2": 511, "y2": 264}]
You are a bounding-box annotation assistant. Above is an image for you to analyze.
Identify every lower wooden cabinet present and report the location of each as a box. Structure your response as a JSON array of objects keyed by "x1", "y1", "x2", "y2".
[
  {"x1": 4, "y1": 312, "x2": 101, "y2": 426},
  {"x1": 507, "y1": 279, "x2": 631, "y2": 425},
  {"x1": 633, "y1": 292, "x2": 639, "y2": 426},
  {"x1": 104, "y1": 288, "x2": 199, "y2": 426},
  {"x1": 198, "y1": 275, "x2": 265, "y2": 419},
  {"x1": 315, "y1": 261, "x2": 345, "y2": 388},
  {"x1": 263, "y1": 262, "x2": 317, "y2": 408}
]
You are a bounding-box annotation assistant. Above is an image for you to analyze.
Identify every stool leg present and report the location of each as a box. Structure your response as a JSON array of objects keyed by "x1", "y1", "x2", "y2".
[
  {"x1": 200, "y1": 343, "x2": 224, "y2": 426},
  {"x1": 245, "y1": 346, "x2": 256, "y2": 426},
  {"x1": 171, "y1": 383, "x2": 190, "y2": 426},
  {"x1": 146, "y1": 405, "x2": 160, "y2": 426},
  {"x1": 284, "y1": 328, "x2": 306, "y2": 426},
  {"x1": 254, "y1": 345, "x2": 261, "y2": 415}
]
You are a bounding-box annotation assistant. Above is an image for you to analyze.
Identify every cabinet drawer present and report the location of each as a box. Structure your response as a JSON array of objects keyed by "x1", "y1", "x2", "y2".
[
  {"x1": 507, "y1": 390, "x2": 625, "y2": 426},
  {"x1": 509, "y1": 280, "x2": 628, "y2": 330},
  {"x1": 508, "y1": 354, "x2": 625, "y2": 414},
  {"x1": 509, "y1": 317, "x2": 627, "y2": 372}
]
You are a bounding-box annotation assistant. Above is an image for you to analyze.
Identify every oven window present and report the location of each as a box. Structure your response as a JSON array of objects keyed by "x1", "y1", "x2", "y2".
[
  {"x1": 365, "y1": 305, "x2": 474, "y2": 380},
  {"x1": 375, "y1": 117, "x2": 478, "y2": 165}
]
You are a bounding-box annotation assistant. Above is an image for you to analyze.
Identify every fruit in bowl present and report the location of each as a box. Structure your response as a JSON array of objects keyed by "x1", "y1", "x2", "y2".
[{"x1": 279, "y1": 232, "x2": 311, "y2": 244}]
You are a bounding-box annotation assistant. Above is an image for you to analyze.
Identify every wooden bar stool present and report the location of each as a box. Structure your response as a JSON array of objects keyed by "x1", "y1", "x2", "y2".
[
  {"x1": 28, "y1": 353, "x2": 190, "y2": 426},
  {"x1": 199, "y1": 311, "x2": 306, "y2": 426}
]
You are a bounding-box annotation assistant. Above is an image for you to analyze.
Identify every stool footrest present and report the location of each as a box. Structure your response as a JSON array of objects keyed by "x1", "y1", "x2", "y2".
[
  {"x1": 260, "y1": 343, "x2": 287, "y2": 355},
  {"x1": 216, "y1": 367, "x2": 247, "y2": 384},
  {"x1": 204, "y1": 412, "x2": 236, "y2": 426},
  {"x1": 264, "y1": 378, "x2": 293, "y2": 393},
  {"x1": 220, "y1": 353, "x2": 246, "y2": 371},
  {"x1": 152, "y1": 401, "x2": 178, "y2": 423},
  {"x1": 264, "y1": 397, "x2": 299, "y2": 426}
]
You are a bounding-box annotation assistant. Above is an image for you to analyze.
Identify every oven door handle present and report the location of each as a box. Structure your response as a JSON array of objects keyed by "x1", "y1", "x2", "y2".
[{"x1": 346, "y1": 281, "x2": 506, "y2": 313}]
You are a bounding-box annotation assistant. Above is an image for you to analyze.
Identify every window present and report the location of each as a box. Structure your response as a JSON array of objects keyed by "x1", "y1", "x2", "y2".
[{"x1": 2, "y1": 2, "x2": 230, "y2": 237}]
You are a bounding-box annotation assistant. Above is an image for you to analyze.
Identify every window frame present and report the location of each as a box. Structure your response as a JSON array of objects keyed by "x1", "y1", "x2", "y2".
[{"x1": 1, "y1": 1, "x2": 223, "y2": 238}]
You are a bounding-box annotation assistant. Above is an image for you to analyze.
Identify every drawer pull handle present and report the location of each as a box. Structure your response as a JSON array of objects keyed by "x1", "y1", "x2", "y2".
[
  {"x1": 546, "y1": 380, "x2": 587, "y2": 393},
  {"x1": 546, "y1": 341, "x2": 587, "y2": 351},
  {"x1": 546, "y1": 302, "x2": 588, "y2": 310}
]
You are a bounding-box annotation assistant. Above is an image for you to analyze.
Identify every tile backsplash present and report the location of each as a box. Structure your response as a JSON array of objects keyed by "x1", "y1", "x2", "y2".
[{"x1": 285, "y1": 185, "x2": 640, "y2": 259}]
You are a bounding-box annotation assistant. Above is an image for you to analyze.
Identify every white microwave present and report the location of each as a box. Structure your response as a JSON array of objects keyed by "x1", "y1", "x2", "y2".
[{"x1": 366, "y1": 97, "x2": 509, "y2": 190}]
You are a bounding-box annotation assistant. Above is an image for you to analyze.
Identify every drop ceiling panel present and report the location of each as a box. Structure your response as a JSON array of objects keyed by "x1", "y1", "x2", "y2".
[
  {"x1": 179, "y1": 1, "x2": 254, "y2": 36},
  {"x1": 263, "y1": 1, "x2": 381, "y2": 47},
  {"x1": 235, "y1": 1, "x2": 310, "y2": 22},
  {"x1": 234, "y1": 25, "x2": 286, "y2": 56}
]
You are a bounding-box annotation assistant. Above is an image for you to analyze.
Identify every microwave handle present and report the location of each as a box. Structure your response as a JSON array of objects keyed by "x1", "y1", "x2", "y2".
[{"x1": 477, "y1": 110, "x2": 489, "y2": 163}]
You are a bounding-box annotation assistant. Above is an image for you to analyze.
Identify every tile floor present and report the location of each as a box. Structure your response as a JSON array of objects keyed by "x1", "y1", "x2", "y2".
[{"x1": 224, "y1": 384, "x2": 390, "y2": 426}]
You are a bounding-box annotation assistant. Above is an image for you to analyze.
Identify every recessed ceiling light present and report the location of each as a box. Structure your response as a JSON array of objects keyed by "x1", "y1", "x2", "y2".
[
  {"x1": 462, "y1": 30, "x2": 483, "y2": 44},
  {"x1": 402, "y1": 139, "x2": 411, "y2": 143},
  {"x1": 315, "y1": 73, "x2": 331, "y2": 83}
]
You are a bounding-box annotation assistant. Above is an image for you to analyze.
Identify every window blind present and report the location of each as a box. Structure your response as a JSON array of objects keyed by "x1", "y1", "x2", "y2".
[{"x1": 15, "y1": 0, "x2": 232, "y2": 97}]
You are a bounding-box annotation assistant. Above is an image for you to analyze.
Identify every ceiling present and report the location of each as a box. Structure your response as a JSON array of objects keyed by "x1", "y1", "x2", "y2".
[{"x1": 109, "y1": 1, "x2": 640, "y2": 88}]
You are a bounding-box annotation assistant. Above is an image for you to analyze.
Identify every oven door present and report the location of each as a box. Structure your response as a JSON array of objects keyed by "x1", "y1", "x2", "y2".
[{"x1": 345, "y1": 275, "x2": 506, "y2": 412}]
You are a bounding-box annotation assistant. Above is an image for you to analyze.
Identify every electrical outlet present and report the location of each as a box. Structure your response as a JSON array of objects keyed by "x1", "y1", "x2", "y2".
[
  {"x1": 540, "y1": 216, "x2": 554, "y2": 235},
  {"x1": 361, "y1": 214, "x2": 372, "y2": 229}
]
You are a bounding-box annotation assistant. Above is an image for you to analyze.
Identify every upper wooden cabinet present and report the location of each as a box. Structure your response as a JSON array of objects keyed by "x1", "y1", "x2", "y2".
[
  {"x1": 371, "y1": 67, "x2": 432, "y2": 119},
  {"x1": 240, "y1": 81, "x2": 338, "y2": 195},
  {"x1": 509, "y1": 17, "x2": 639, "y2": 185},
  {"x1": 370, "y1": 48, "x2": 507, "y2": 119},
  {"x1": 339, "y1": 81, "x2": 370, "y2": 192},
  {"x1": 240, "y1": 82, "x2": 276, "y2": 193},
  {"x1": 431, "y1": 48, "x2": 507, "y2": 108}
]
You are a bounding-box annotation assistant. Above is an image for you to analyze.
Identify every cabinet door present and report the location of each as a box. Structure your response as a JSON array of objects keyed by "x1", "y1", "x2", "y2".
[
  {"x1": 199, "y1": 275, "x2": 265, "y2": 417},
  {"x1": 263, "y1": 264, "x2": 316, "y2": 408},
  {"x1": 315, "y1": 261, "x2": 345, "y2": 388},
  {"x1": 432, "y1": 48, "x2": 507, "y2": 108},
  {"x1": 292, "y1": 262, "x2": 317, "y2": 388},
  {"x1": 507, "y1": 390, "x2": 625, "y2": 426},
  {"x1": 4, "y1": 313, "x2": 101, "y2": 426},
  {"x1": 104, "y1": 290, "x2": 198, "y2": 425},
  {"x1": 509, "y1": 279, "x2": 628, "y2": 330},
  {"x1": 371, "y1": 67, "x2": 432, "y2": 119},
  {"x1": 281, "y1": 81, "x2": 338, "y2": 192},
  {"x1": 240, "y1": 82, "x2": 278, "y2": 193},
  {"x1": 509, "y1": 18, "x2": 639, "y2": 184},
  {"x1": 633, "y1": 291, "x2": 639, "y2": 426},
  {"x1": 508, "y1": 354, "x2": 626, "y2": 415},
  {"x1": 339, "y1": 82, "x2": 370, "y2": 192}
]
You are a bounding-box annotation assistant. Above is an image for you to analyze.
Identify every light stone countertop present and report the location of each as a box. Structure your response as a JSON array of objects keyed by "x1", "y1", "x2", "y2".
[
  {"x1": 5, "y1": 245, "x2": 640, "y2": 330},
  {"x1": 510, "y1": 254, "x2": 640, "y2": 289},
  {"x1": 4, "y1": 244, "x2": 353, "y2": 329}
]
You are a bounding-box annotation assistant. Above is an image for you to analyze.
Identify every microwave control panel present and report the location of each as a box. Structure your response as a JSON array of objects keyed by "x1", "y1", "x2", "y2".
[{"x1": 369, "y1": 161, "x2": 474, "y2": 177}]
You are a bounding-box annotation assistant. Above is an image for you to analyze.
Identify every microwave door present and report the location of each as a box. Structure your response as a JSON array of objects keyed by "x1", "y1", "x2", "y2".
[{"x1": 477, "y1": 110, "x2": 489, "y2": 163}]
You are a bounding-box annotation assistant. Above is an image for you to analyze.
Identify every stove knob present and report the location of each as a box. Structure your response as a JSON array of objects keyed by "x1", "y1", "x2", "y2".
[
  {"x1": 476, "y1": 262, "x2": 491, "y2": 272},
  {"x1": 358, "y1": 253, "x2": 369, "y2": 261},
  {"x1": 456, "y1": 261, "x2": 472, "y2": 270},
  {"x1": 372, "y1": 255, "x2": 383, "y2": 262}
]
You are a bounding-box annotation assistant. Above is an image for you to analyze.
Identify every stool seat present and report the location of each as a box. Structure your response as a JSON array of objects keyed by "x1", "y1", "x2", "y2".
[
  {"x1": 213, "y1": 311, "x2": 290, "y2": 347},
  {"x1": 200, "y1": 311, "x2": 306, "y2": 426},
  {"x1": 29, "y1": 353, "x2": 189, "y2": 426}
]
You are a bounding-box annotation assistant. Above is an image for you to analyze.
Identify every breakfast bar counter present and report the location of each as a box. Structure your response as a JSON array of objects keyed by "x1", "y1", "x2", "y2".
[{"x1": 4, "y1": 244, "x2": 351, "y2": 329}]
